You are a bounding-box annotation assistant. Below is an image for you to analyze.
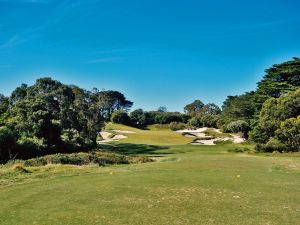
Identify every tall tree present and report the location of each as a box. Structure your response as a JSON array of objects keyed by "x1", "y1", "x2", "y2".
[
  {"x1": 0, "y1": 77, "x2": 133, "y2": 161},
  {"x1": 96, "y1": 90, "x2": 133, "y2": 120},
  {"x1": 257, "y1": 57, "x2": 300, "y2": 98},
  {"x1": 201, "y1": 103, "x2": 221, "y2": 116},
  {"x1": 184, "y1": 100, "x2": 204, "y2": 117},
  {"x1": 221, "y1": 92, "x2": 256, "y2": 124},
  {"x1": 157, "y1": 106, "x2": 167, "y2": 112},
  {"x1": 254, "y1": 89, "x2": 300, "y2": 144}
]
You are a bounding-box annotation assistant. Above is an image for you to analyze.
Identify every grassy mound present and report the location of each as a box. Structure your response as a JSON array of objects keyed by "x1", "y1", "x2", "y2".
[
  {"x1": 105, "y1": 123, "x2": 191, "y2": 145},
  {"x1": 24, "y1": 152, "x2": 153, "y2": 167}
]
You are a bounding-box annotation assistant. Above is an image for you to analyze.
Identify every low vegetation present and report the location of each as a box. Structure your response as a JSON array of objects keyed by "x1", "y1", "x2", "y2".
[{"x1": 23, "y1": 151, "x2": 153, "y2": 167}]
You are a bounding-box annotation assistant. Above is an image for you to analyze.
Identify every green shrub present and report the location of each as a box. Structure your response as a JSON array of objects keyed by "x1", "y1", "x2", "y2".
[
  {"x1": 255, "y1": 138, "x2": 287, "y2": 153},
  {"x1": 256, "y1": 89, "x2": 300, "y2": 144},
  {"x1": 0, "y1": 126, "x2": 16, "y2": 162},
  {"x1": 111, "y1": 110, "x2": 130, "y2": 125},
  {"x1": 61, "y1": 129, "x2": 81, "y2": 148},
  {"x1": 225, "y1": 120, "x2": 250, "y2": 136},
  {"x1": 17, "y1": 136, "x2": 47, "y2": 153},
  {"x1": 275, "y1": 116, "x2": 300, "y2": 152},
  {"x1": 130, "y1": 109, "x2": 147, "y2": 126},
  {"x1": 169, "y1": 122, "x2": 187, "y2": 131},
  {"x1": 155, "y1": 112, "x2": 183, "y2": 124},
  {"x1": 201, "y1": 114, "x2": 220, "y2": 128},
  {"x1": 24, "y1": 152, "x2": 153, "y2": 167},
  {"x1": 24, "y1": 157, "x2": 47, "y2": 167},
  {"x1": 187, "y1": 117, "x2": 202, "y2": 129}
]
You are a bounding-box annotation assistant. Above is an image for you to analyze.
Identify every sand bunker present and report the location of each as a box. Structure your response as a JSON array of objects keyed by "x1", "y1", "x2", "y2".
[
  {"x1": 176, "y1": 127, "x2": 245, "y2": 145},
  {"x1": 97, "y1": 131, "x2": 128, "y2": 143}
]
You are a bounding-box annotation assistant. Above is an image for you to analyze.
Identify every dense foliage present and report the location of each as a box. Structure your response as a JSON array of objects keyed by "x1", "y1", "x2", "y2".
[
  {"x1": 0, "y1": 77, "x2": 132, "y2": 162},
  {"x1": 129, "y1": 109, "x2": 190, "y2": 127},
  {"x1": 221, "y1": 58, "x2": 300, "y2": 152},
  {"x1": 111, "y1": 110, "x2": 131, "y2": 125},
  {"x1": 254, "y1": 90, "x2": 300, "y2": 152},
  {"x1": 184, "y1": 101, "x2": 222, "y2": 128},
  {"x1": 224, "y1": 120, "x2": 250, "y2": 138}
]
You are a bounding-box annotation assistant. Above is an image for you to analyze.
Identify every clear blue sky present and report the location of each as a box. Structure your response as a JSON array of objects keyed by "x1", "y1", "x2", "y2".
[{"x1": 0, "y1": 0, "x2": 299, "y2": 111}]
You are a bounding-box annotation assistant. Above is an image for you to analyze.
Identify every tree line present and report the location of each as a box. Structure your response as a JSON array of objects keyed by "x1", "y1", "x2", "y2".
[
  {"x1": 221, "y1": 57, "x2": 300, "y2": 152},
  {"x1": 0, "y1": 58, "x2": 299, "y2": 162},
  {"x1": 113, "y1": 57, "x2": 300, "y2": 152},
  {"x1": 0, "y1": 78, "x2": 132, "y2": 162}
]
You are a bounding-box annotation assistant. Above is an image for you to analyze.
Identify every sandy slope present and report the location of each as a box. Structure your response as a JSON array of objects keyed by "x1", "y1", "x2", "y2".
[
  {"x1": 176, "y1": 127, "x2": 245, "y2": 145},
  {"x1": 97, "y1": 130, "x2": 136, "y2": 143}
]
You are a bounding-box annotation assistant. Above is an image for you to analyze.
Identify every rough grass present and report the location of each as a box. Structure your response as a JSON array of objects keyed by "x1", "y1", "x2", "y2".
[
  {"x1": 147, "y1": 124, "x2": 170, "y2": 131},
  {"x1": 23, "y1": 152, "x2": 153, "y2": 167},
  {"x1": 0, "y1": 124, "x2": 300, "y2": 225}
]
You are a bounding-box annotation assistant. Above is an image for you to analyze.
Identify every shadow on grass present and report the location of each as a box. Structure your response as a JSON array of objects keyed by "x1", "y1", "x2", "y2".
[{"x1": 98, "y1": 143, "x2": 170, "y2": 156}]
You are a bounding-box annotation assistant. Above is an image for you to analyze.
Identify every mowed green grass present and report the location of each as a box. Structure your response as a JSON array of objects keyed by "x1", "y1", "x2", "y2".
[
  {"x1": 0, "y1": 124, "x2": 300, "y2": 225},
  {"x1": 106, "y1": 122, "x2": 192, "y2": 145}
]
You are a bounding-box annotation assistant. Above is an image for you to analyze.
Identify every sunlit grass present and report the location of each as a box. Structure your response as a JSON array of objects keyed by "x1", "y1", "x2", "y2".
[{"x1": 0, "y1": 124, "x2": 299, "y2": 225}]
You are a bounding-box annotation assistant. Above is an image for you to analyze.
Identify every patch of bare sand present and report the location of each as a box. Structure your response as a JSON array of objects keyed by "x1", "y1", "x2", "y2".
[
  {"x1": 176, "y1": 127, "x2": 245, "y2": 145},
  {"x1": 97, "y1": 131, "x2": 128, "y2": 143}
]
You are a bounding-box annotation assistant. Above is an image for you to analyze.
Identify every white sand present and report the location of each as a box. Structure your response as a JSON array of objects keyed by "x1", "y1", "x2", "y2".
[
  {"x1": 97, "y1": 131, "x2": 128, "y2": 143},
  {"x1": 112, "y1": 134, "x2": 127, "y2": 139},
  {"x1": 176, "y1": 127, "x2": 210, "y2": 133},
  {"x1": 99, "y1": 132, "x2": 112, "y2": 140},
  {"x1": 176, "y1": 127, "x2": 245, "y2": 145}
]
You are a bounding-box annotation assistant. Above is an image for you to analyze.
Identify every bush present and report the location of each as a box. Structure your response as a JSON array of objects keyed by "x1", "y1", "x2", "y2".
[
  {"x1": 130, "y1": 109, "x2": 146, "y2": 126},
  {"x1": 155, "y1": 112, "x2": 183, "y2": 124},
  {"x1": 257, "y1": 89, "x2": 300, "y2": 144},
  {"x1": 0, "y1": 126, "x2": 16, "y2": 162},
  {"x1": 275, "y1": 116, "x2": 300, "y2": 152},
  {"x1": 187, "y1": 117, "x2": 202, "y2": 128},
  {"x1": 169, "y1": 122, "x2": 187, "y2": 131},
  {"x1": 61, "y1": 129, "x2": 81, "y2": 148},
  {"x1": 17, "y1": 136, "x2": 47, "y2": 158},
  {"x1": 201, "y1": 115, "x2": 220, "y2": 128},
  {"x1": 111, "y1": 110, "x2": 130, "y2": 125},
  {"x1": 255, "y1": 115, "x2": 300, "y2": 152},
  {"x1": 24, "y1": 152, "x2": 154, "y2": 167},
  {"x1": 225, "y1": 120, "x2": 250, "y2": 138},
  {"x1": 255, "y1": 138, "x2": 287, "y2": 153}
]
